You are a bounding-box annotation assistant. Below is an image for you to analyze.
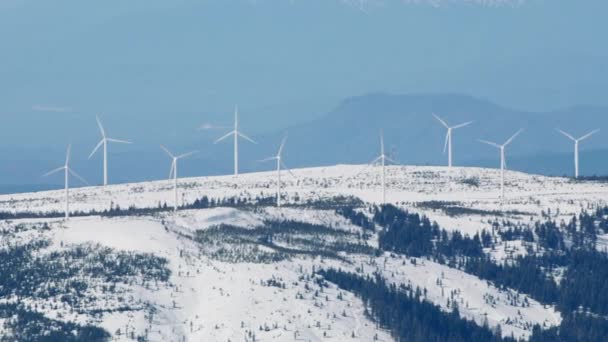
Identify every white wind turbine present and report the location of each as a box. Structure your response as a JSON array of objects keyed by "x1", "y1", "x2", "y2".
[
  {"x1": 214, "y1": 105, "x2": 257, "y2": 177},
  {"x1": 433, "y1": 113, "x2": 473, "y2": 168},
  {"x1": 355, "y1": 131, "x2": 396, "y2": 204},
  {"x1": 557, "y1": 128, "x2": 599, "y2": 179},
  {"x1": 479, "y1": 129, "x2": 523, "y2": 202},
  {"x1": 89, "y1": 116, "x2": 132, "y2": 187},
  {"x1": 260, "y1": 135, "x2": 295, "y2": 207},
  {"x1": 161, "y1": 146, "x2": 198, "y2": 212},
  {"x1": 43, "y1": 144, "x2": 88, "y2": 220}
]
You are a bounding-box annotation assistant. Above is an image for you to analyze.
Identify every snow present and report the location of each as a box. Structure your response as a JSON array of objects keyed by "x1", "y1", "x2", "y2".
[
  {"x1": 1, "y1": 165, "x2": 606, "y2": 237},
  {"x1": 55, "y1": 217, "x2": 175, "y2": 255},
  {"x1": 488, "y1": 240, "x2": 533, "y2": 264},
  {"x1": 170, "y1": 207, "x2": 264, "y2": 233},
  {"x1": 597, "y1": 233, "x2": 608, "y2": 252},
  {"x1": 46, "y1": 214, "x2": 392, "y2": 341},
  {"x1": 2, "y1": 164, "x2": 603, "y2": 340},
  {"x1": 372, "y1": 253, "x2": 561, "y2": 338}
]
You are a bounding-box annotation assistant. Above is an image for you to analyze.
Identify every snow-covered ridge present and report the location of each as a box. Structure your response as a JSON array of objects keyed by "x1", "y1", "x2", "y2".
[{"x1": 2, "y1": 165, "x2": 606, "y2": 235}]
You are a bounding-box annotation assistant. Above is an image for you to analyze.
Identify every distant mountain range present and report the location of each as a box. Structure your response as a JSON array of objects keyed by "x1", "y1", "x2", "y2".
[
  {"x1": 1, "y1": 93, "x2": 607, "y2": 193},
  {"x1": 247, "y1": 93, "x2": 608, "y2": 178}
]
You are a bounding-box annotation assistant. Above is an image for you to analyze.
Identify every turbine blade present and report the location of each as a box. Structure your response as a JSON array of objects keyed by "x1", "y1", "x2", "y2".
[
  {"x1": 160, "y1": 145, "x2": 174, "y2": 158},
  {"x1": 169, "y1": 160, "x2": 176, "y2": 179},
  {"x1": 281, "y1": 160, "x2": 298, "y2": 179},
  {"x1": 557, "y1": 129, "x2": 576, "y2": 142},
  {"x1": 198, "y1": 123, "x2": 231, "y2": 131},
  {"x1": 452, "y1": 121, "x2": 473, "y2": 129},
  {"x1": 107, "y1": 138, "x2": 132, "y2": 144},
  {"x1": 504, "y1": 129, "x2": 523, "y2": 146},
  {"x1": 578, "y1": 129, "x2": 600, "y2": 142},
  {"x1": 177, "y1": 151, "x2": 198, "y2": 159},
  {"x1": 65, "y1": 144, "x2": 72, "y2": 166},
  {"x1": 88, "y1": 140, "x2": 104, "y2": 159},
  {"x1": 432, "y1": 113, "x2": 449, "y2": 128},
  {"x1": 42, "y1": 166, "x2": 65, "y2": 178},
  {"x1": 370, "y1": 156, "x2": 383, "y2": 166},
  {"x1": 478, "y1": 139, "x2": 501, "y2": 148},
  {"x1": 385, "y1": 156, "x2": 398, "y2": 165},
  {"x1": 96, "y1": 115, "x2": 106, "y2": 137},
  {"x1": 238, "y1": 132, "x2": 257, "y2": 144},
  {"x1": 443, "y1": 132, "x2": 449, "y2": 153},
  {"x1": 214, "y1": 130, "x2": 235, "y2": 144},
  {"x1": 68, "y1": 168, "x2": 89, "y2": 186},
  {"x1": 380, "y1": 130, "x2": 385, "y2": 156},
  {"x1": 198, "y1": 123, "x2": 213, "y2": 131},
  {"x1": 258, "y1": 156, "x2": 278, "y2": 163},
  {"x1": 234, "y1": 105, "x2": 239, "y2": 129},
  {"x1": 278, "y1": 134, "x2": 288, "y2": 156}
]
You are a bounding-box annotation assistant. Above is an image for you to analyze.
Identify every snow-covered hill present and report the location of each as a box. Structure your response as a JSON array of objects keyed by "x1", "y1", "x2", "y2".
[
  {"x1": 1, "y1": 165, "x2": 606, "y2": 341},
  {"x1": 2, "y1": 165, "x2": 606, "y2": 232}
]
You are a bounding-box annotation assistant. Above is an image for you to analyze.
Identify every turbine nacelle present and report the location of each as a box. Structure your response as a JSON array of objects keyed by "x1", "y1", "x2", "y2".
[
  {"x1": 433, "y1": 113, "x2": 473, "y2": 167},
  {"x1": 557, "y1": 128, "x2": 599, "y2": 143},
  {"x1": 160, "y1": 145, "x2": 197, "y2": 212},
  {"x1": 161, "y1": 145, "x2": 197, "y2": 179},
  {"x1": 478, "y1": 128, "x2": 524, "y2": 150},
  {"x1": 88, "y1": 116, "x2": 132, "y2": 186},
  {"x1": 372, "y1": 130, "x2": 397, "y2": 165},
  {"x1": 259, "y1": 134, "x2": 295, "y2": 207},
  {"x1": 89, "y1": 116, "x2": 132, "y2": 158},
  {"x1": 478, "y1": 129, "x2": 523, "y2": 202},
  {"x1": 557, "y1": 128, "x2": 599, "y2": 178},
  {"x1": 214, "y1": 106, "x2": 257, "y2": 145},
  {"x1": 42, "y1": 144, "x2": 88, "y2": 220},
  {"x1": 43, "y1": 144, "x2": 88, "y2": 185},
  {"x1": 213, "y1": 106, "x2": 257, "y2": 177},
  {"x1": 260, "y1": 134, "x2": 295, "y2": 176}
]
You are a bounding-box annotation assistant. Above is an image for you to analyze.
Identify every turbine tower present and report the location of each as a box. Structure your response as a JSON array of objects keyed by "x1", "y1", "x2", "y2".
[
  {"x1": 214, "y1": 105, "x2": 257, "y2": 177},
  {"x1": 479, "y1": 129, "x2": 523, "y2": 203},
  {"x1": 433, "y1": 114, "x2": 473, "y2": 168},
  {"x1": 161, "y1": 146, "x2": 197, "y2": 212},
  {"x1": 260, "y1": 135, "x2": 292, "y2": 207},
  {"x1": 557, "y1": 129, "x2": 599, "y2": 179},
  {"x1": 89, "y1": 116, "x2": 132, "y2": 187},
  {"x1": 43, "y1": 144, "x2": 87, "y2": 220}
]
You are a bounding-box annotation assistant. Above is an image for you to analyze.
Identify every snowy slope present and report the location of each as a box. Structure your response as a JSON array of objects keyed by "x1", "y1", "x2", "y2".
[
  {"x1": 2, "y1": 165, "x2": 606, "y2": 340},
  {"x1": 7, "y1": 213, "x2": 393, "y2": 341},
  {"x1": 4, "y1": 208, "x2": 560, "y2": 341}
]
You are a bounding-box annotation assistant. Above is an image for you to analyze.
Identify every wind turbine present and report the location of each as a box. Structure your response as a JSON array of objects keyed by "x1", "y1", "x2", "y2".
[
  {"x1": 161, "y1": 145, "x2": 198, "y2": 212},
  {"x1": 356, "y1": 131, "x2": 396, "y2": 204},
  {"x1": 479, "y1": 129, "x2": 523, "y2": 203},
  {"x1": 214, "y1": 105, "x2": 257, "y2": 177},
  {"x1": 557, "y1": 128, "x2": 599, "y2": 179},
  {"x1": 43, "y1": 144, "x2": 87, "y2": 220},
  {"x1": 89, "y1": 116, "x2": 132, "y2": 187},
  {"x1": 260, "y1": 135, "x2": 294, "y2": 207},
  {"x1": 433, "y1": 114, "x2": 473, "y2": 168}
]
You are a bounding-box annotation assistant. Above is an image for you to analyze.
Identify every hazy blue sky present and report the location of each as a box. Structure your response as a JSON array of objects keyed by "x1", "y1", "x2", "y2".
[
  {"x1": 1, "y1": 0, "x2": 606, "y2": 128},
  {"x1": 1, "y1": 0, "x2": 607, "y2": 188}
]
